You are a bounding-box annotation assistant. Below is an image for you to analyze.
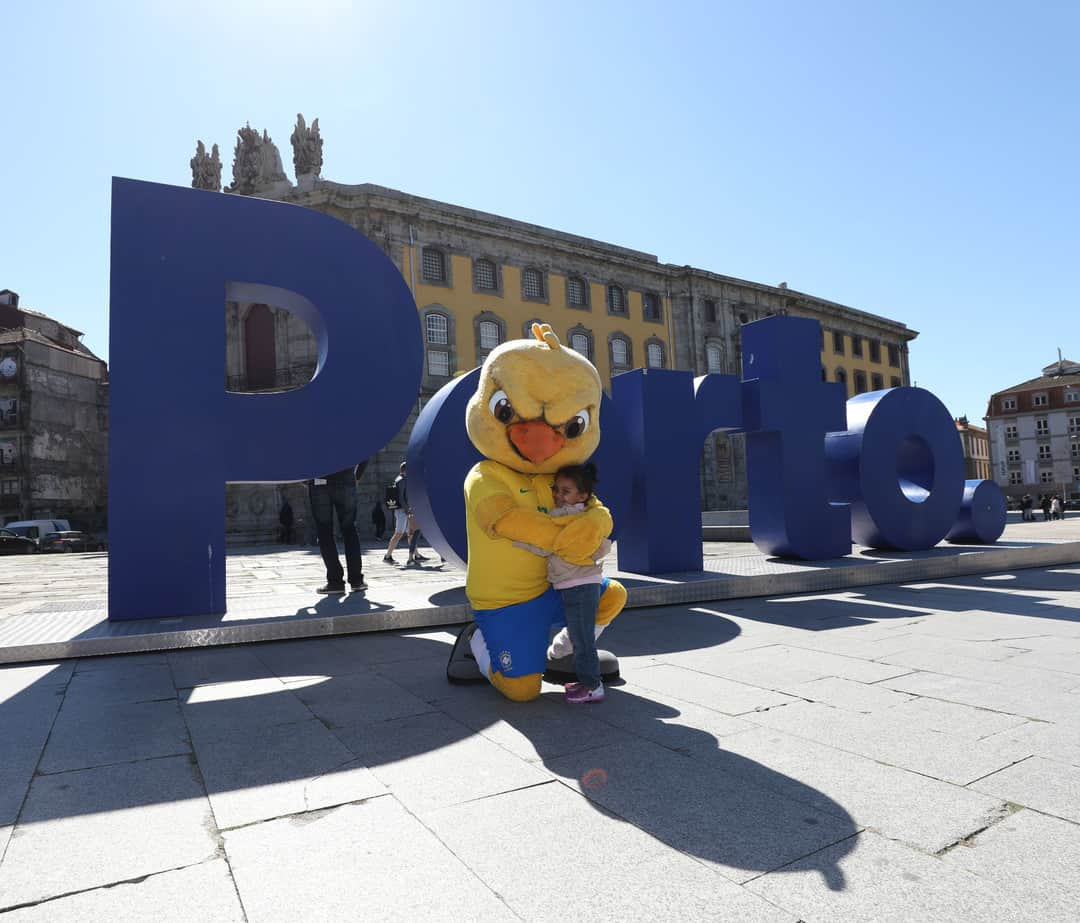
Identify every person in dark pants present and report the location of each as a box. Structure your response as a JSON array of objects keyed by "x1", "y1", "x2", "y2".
[
  {"x1": 279, "y1": 498, "x2": 294, "y2": 544},
  {"x1": 309, "y1": 462, "x2": 367, "y2": 594},
  {"x1": 371, "y1": 502, "x2": 387, "y2": 540}
]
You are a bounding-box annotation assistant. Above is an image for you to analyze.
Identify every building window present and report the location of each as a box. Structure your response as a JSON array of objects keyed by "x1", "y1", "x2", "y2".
[
  {"x1": 706, "y1": 344, "x2": 723, "y2": 374},
  {"x1": 1040, "y1": 470, "x2": 1054, "y2": 484},
  {"x1": 739, "y1": 311, "x2": 750, "y2": 325},
  {"x1": 888, "y1": 344, "x2": 900, "y2": 366},
  {"x1": 521, "y1": 267, "x2": 546, "y2": 301},
  {"x1": 871, "y1": 372, "x2": 884, "y2": 391},
  {"x1": 1033, "y1": 392, "x2": 1048, "y2": 407},
  {"x1": 1073, "y1": 442, "x2": 1080, "y2": 458},
  {"x1": 427, "y1": 350, "x2": 450, "y2": 376},
  {"x1": 1005, "y1": 424, "x2": 1018, "y2": 439},
  {"x1": 1074, "y1": 465, "x2": 1080, "y2": 479},
  {"x1": 474, "y1": 312, "x2": 506, "y2": 364},
  {"x1": 869, "y1": 340, "x2": 881, "y2": 363},
  {"x1": 646, "y1": 341, "x2": 665, "y2": 369},
  {"x1": 242, "y1": 303, "x2": 276, "y2": 390},
  {"x1": 473, "y1": 258, "x2": 498, "y2": 291},
  {"x1": 1038, "y1": 444, "x2": 1052, "y2": 460},
  {"x1": 479, "y1": 321, "x2": 500, "y2": 351},
  {"x1": 1007, "y1": 449, "x2": 1020, "y2": 463},
  {"x1": 835, "y1": 368, "x2": 848, "y2": 393},
  {"x1": 851, "y1": 336, "x2": 863, "y2": 358},
  {"x1": 1008, "y1": 471, "x2": 1023, "y2": 485},
  {"x1": 704, "y1": 299, "x2": 717, "y2": 323},
  {"x1": 1036, "y1": 418, "x2": 1049, "y2": 436},
  {"x1": 1066, "y1": 390, "x2": 1080, "y2": 403},
  {"x1": 854, "y1": 370, "x2": 868, "y2": 394},
  {"x1": 832, "y1": 331, "x2": 845, "y2": 354},
  {"x1": 570, "y1": 333, "x2": 590, "y2": 359},
  {"x1": 566, "y1": 276, "x2": 588, "y2": 308},
  {"x1": 607, "y1": 284, "x2": 627, "y2": 315},
  {"x1": 1002, "y1": 396, "x2": 1017, "y2": 411},
  {"x1": 1069, "y1": 416, "x2": 1080, "y2": 434},
  {"x1": 642, "y1": 292, "x2": 662, "y2": 322},
  {"x1": 426, "y1": 313, "x2": 448, "y2": 345},
  {"x1": 890, "y1": 376, "x2": 902, "y2": 388},
  {"x1": 522, "y1": 318, "x2": 543, "y2": 339},
  {"x1": 423, "y1": 308, "x2": 454, "y2": 378},
  {"x1": 421, "y1": 247, "x2": 447, "y2": 284},
  {"x1": 610, "y1": 336, "x2": 630, "y2": 369}
]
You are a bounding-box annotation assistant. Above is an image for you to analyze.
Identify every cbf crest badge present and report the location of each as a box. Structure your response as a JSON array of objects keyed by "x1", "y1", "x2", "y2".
[{"x1": 498, "y1": 650, "x2": 513, "y2": 672}]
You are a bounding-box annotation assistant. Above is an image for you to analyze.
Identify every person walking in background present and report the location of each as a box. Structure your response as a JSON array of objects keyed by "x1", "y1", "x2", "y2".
[
  {"x1": 371, "y1": 502, "x2": 387, "y2": 540},
  {"x1": 1041, "y1": 495, "x2": 1052, "y2": 521},
  {"x1": 278, "y1": 498, "x2": 295, "y2": 544},
  {"x1": 1051, "y1": 495, "x2": 1063, "y2": 521},
  {"x1": 383, "y1": 461, "x2": 429, "y2": 566},
  {"x1": 309, "y1": 461, "x2": 367, "y2": 594},
  {"x1": 1020, "y1": 494, "x2": 1033, "y2": 522}
]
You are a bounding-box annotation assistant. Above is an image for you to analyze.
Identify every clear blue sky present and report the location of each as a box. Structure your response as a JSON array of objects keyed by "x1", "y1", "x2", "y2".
[{"x1": 5, "y1": 0, "x2": 1078, "y2": 423}]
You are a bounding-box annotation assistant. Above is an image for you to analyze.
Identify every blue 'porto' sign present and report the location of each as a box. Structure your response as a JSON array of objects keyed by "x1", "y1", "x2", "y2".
[{"x1": 108, "y1": 180, "x2": 1004, "y2": 621}]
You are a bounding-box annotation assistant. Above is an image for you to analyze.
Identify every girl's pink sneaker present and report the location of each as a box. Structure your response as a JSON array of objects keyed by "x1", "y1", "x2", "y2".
[{"x1": 566, "y1": 682, "x2": 604, "y2": 704}]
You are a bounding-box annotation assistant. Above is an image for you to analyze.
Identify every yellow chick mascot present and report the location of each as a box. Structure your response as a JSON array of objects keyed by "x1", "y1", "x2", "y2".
[{"x1": 463, "y1": 323, "x2": 626, "y2": 702}]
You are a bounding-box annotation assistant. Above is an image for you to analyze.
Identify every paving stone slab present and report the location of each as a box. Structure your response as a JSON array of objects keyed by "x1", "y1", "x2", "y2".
[
  {"x1": 883, "y1": 670, "x2": 1079, "y2": 722},
  {"x1": 284, "y1": 668, "x2": 436, "y2": 728},
  {"x1": 882, "y1": 697, "x2": 1031, "y2": 740},
  {"x1": 877, "y1": 635, "x2": 1032, "y2": 663},
  {"x1": 60, "y1": 662, "x2": 177, "y2": 705},
  {"x1": 73, "y1": 651, "x2": 169, "y2": 672},
  {"x1": 746, "y1": 830, "x2": 1043, "y2": 923},
  {"x1": 0, "y1": 756, "x2": 218, "y2": 910},
  {"x1": 224, "y1": 798, "x2": 520, "y2": 923},
  {"x1": 880, "y1": 647, "x2": 1080, "y2": 693},
  {"x1": 180, "y1": 678, "x2": 313, "y2": 742},
  {"x1": 425, "y1": 781, "x2": 798, "y2": 922},
  {"x1": 39, "y1": 698, "x2": 190, "y2": 774},
  {"x1": 983, "y1": 720, "x2": 1080, "y2": 767},
  {"x1": 940, "y1": 808, "x2": 1080, "y2": 919},
  {"x1": 669, "y1": 644, "x2": 912, "y2": 692},
  {"x1": 592, "y1": 684, "x2": 758, "y2": 753},
  {"x1": 545, "y1": 737, "x2": 857, "y2": 883},
  {"x1": 2, "y1": 685, "x2": 65, "y2": 752},
  {"x1": 785, "y1": 676, "x2": 915, "y2": 712},
  {"x1": 332, "y1": 710, "x2": 553, "y2": 815},
  {"x1": 189, "y1": 716, "x2": 385, "y2": 829},
  {"x1": 970, "y1": 756, "x2": 1080, "y2": 822},
  {"x1": 707, "y1": 726, "x2": 1009, "y2": 854},
  {"x1": 1004, "y1": 648, "x2": 1080, "y2": 674},
  {"x1": 0, "y1": 662, "x2": 73, "y2": 700},
  {"x1": 627, "y1": 663, "x2": 799, "y2": 715},
  {"x1": 749, "y1": 700, "x2": 1033, "y2": 785},
  {"x1": 433, "y1": 686, "x2": 636, "y2": 762},
  {"x1": 0, "y1": 859, "x2": 245, "y2": 922},
  {"x1": 167, "y1": 647, "x2": 277, "y2": 688}
]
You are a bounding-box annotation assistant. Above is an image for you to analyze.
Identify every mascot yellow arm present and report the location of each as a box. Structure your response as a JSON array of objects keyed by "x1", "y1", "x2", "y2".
[
  {"x1": 553, "y1": 501, "x2": 613, "y2": 565},
  {"x1": 468, "y1": 468, "x2": 561, "y2": 549}
]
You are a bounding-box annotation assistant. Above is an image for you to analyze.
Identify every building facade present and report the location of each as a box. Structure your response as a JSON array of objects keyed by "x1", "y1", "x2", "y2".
[
  {"x1": 0, "y1": 290, "x2": 109, "y2": 531},
  {"x1": 955, "y1": 416, "x2": 991, "y2": 480},
  {"x1": 985, "y1": 358, "x2": 1080, "y2": 502},
  {"x1": 200, "y1": 118, "x2": 917, "y2": 540}
]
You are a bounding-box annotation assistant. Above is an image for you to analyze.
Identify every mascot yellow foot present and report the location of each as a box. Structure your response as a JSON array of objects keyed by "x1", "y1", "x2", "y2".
[{"x1": 460, "y1": 324, "x2": 626, "y2": 702}]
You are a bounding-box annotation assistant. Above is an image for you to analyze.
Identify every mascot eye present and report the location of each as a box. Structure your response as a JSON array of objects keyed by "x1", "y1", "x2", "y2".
[
  {"x1": 564, "y1": 409, "x2": 590, "y2": 439},
  {"x1": 488, "y1": 390, "x2": 515, "y2": 423}
]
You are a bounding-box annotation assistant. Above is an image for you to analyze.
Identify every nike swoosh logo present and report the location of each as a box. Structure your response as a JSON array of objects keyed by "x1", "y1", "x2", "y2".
[{"x1": 519, "y1": 488, "x2": 531, "y2": 493}]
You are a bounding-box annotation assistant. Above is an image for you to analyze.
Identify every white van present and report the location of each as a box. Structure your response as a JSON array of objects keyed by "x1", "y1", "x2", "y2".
[{"x1": 4, "y1": 520, "x2": 72, "y2": 549}]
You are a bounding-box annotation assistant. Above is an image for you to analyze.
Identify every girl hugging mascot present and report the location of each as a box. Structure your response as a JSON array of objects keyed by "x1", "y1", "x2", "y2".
[{"x1": 463, "y1": 324, "x2": 626, "y2": 702}]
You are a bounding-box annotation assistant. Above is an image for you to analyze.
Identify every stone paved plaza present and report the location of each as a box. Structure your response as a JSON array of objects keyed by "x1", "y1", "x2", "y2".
[{"x1": 1, "y1": 535, "x2": 1079, "y2": 919}]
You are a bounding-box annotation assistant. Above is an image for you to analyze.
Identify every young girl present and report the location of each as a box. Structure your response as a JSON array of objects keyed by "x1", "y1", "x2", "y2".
[{"x1": 517, "y1": 462, "x2": 611, "y2": 703}]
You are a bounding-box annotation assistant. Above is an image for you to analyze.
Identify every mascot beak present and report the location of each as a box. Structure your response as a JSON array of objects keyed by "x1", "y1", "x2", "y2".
[{"x1": 508, "y1": 421, "x2": 566, "y2": 464}]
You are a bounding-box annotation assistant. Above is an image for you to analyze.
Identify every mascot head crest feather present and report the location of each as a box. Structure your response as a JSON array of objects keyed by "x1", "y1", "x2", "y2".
[{"x1": 465, "y1": 323, "x2": 602, "y2": 475}]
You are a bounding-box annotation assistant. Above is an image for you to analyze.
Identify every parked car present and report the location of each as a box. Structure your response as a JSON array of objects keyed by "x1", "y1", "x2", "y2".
[
  {"x1": 4, "y1": 520, "x2": 72, "y2": 550},
  {"x1": 0, "y1": 528, "x2": 36, "y2": 554},
  {"x1": 39, "y1": 531, "x2": 105, "y2": 553}
]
